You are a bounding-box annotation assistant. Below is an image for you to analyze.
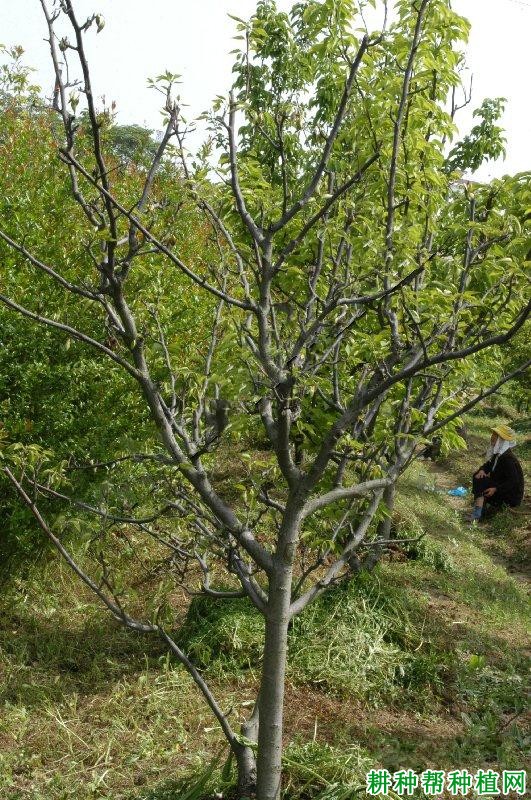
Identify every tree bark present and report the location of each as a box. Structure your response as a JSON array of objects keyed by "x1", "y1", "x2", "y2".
[
  {"x1": 377, "y1": 481, "x2": 396, "y2": 540},
  {"x1": 235, "y1": 700, "x2": 259, "y2": 798},
  {"x1": 235, "y1": 746, "x2": 257, "y2": 798},
  {"x1": 255, "y1": 537, "x2": 296, "y2": 799}
]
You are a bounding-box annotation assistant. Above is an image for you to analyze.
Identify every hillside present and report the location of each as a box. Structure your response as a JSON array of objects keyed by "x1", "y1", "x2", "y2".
[{"x1": 0, "y1": 409, "x2": 529, "y2": 799}]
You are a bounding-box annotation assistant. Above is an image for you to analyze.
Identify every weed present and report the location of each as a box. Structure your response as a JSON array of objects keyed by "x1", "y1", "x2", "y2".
[
  {"x1": 282, "y1": 740, "x2": 373, "y2": 798},
  {"x1": 289, "y1": 580, "x2": 407, "y2": 703},
  {"x1": 138, "y1": 756, "x2": 221, "y2": 800},
  {"x1": 391, "y1": 498, "x2": 455, "y2": 573}
]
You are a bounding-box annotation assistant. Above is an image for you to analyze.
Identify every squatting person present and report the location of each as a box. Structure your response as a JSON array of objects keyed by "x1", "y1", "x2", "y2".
[{"x1": 470, "y1": 424, "x2": 524, "y2": 522}]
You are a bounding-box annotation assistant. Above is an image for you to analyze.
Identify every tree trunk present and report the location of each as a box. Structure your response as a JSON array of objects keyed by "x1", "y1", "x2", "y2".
[
  {"x1": 235, "y1": 745, "x2": 257, "y2": 798},
  {"x1": 235, "y1": 700, "x2": 259, "y2": 798},
  {"x1": 377, "y1": 481, "x2": 396, "y2": 540},
  {"x1": 255, "y1": 561, "x2": 294, "y2": 800}
]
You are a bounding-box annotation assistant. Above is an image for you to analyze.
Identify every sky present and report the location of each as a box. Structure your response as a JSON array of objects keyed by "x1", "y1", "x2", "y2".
[{"x1": 2, "y1": 0, "x2": 530, "y2": 181}]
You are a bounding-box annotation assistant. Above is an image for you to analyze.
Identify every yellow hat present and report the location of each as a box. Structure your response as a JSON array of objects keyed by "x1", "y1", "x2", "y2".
[{"x1": 491, "y1": 424, "x2": 516, "y2": 441}]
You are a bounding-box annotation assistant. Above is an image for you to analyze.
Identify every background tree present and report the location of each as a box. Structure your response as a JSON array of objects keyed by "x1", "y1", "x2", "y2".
[
  {"x1": 0, "y1": 1, "x2": 529, "y2": 798},
  {"x1": 445, "y1": 96, "x2": 507, "y2": 175},
  {"x1": 105, "y1": 122, "x2": 159, "y2": 165},
  {"x1": 0, "y1": 48, "x2": 215, "y2": 576}
]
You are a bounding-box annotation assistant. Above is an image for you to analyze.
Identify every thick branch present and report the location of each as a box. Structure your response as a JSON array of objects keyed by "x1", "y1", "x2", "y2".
[
  {"x1": 4, "y1": 466, "x2": 240, "y2": 755},
  {"x1": 159, "y1": 628, "x2": 239, "y2": 749},
  {"x1": 301, "y1": 478, "x2": 391, "y2": 520},
  {"x1": 273, "y1": 151, "x2": 380, "y2": 271},
  {"x1": 0, "y1": 228, "x2": 100, "y2": 301},
  {"x1": 362, "y1": 300, "x2": 531, "y2": 409},
  {"x1": 291, "y1": 490, "x2": 383, "y2": 615},
  {"x1": 227, "y1": 95, "x2": 264, "y2": 245}
]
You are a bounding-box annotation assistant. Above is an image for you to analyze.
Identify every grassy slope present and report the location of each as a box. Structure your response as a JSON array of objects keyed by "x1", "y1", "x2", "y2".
[{"x1": 0, "y1": 410, "x2": 529, "y2": 799}]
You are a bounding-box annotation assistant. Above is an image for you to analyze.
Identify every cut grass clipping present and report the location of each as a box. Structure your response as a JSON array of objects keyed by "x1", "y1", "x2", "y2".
[{"x1": 178, "y1": 572, "x2": 450, "y2": 708}]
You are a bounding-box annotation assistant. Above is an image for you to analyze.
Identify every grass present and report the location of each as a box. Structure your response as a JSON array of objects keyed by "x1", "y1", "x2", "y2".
[
  {"x1": 281, "y1": 740, "x2": 376, "y2": 798},
  {"x1": 0, "y1": 408, "x2": 529, "y2": 798}
]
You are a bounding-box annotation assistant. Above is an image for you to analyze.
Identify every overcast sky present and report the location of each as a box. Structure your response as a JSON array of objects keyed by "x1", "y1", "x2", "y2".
[{"x1": 2, "y1": 0, "x2": 530, "y2": 181}]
